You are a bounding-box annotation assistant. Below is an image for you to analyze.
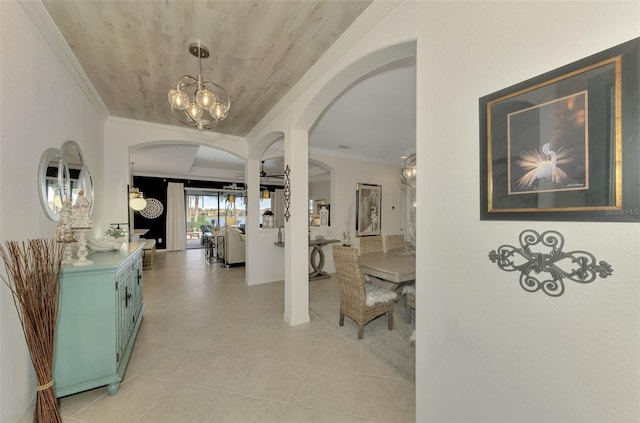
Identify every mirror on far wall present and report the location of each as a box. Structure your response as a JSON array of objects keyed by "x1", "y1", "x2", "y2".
[{"x1": 38, "y1": 140, "x2": 93, "y2": 221}]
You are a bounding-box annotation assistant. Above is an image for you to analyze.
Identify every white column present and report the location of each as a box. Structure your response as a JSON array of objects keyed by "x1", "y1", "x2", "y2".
[
  {"x1": 283, "y1": 128, "x2": 310, "y2": 325},
  {"x1": 244, "y1": 158, "x2": 261, "y2": 285}
]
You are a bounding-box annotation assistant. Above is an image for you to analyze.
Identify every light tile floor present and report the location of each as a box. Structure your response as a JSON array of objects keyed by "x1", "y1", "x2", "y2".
[{"x1": 58, "y1": 249, "x2": 415, "y2": 422}]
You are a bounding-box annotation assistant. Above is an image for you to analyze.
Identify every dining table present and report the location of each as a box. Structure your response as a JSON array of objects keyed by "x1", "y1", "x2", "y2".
[
  {"x1": 358, "y1": 249, "x2": 416, "y2": 337},
  {"x1": 358, "y1": 250, "x2": 416, "y2": 289}
]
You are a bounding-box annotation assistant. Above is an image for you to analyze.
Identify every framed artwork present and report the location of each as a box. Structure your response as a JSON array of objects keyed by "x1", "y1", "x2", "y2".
[
  {"x1": 313, "y1": 199, "x2": 326, "y2": 216},
  {"x1": 480, "y1": 37, "x2": 639, "y2": 221},
  {"x1": 356, "y1": 183, "x2": 381, "y2": 236}
]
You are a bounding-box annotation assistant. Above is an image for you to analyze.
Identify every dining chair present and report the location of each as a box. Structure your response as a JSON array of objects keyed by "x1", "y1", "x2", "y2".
[
  {"x1": 386, "y1": 234, "x2": 405, "y2": 251},
  {"x1": 401, "y1": 285, "x2": 416, "y2": 324},
  {"x1": 332, "y1": 245, "x2": 396, "y2": 339},
  {"x1": 359, "y1": 236, "x2": 384, "y2": 285},
  {"x1": 359, "y1": 236, "x2": 383, "y2": 254}
]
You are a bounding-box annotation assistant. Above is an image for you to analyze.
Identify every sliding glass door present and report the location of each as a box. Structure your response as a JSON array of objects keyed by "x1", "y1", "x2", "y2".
[{"x1": 185, "y1": 191, "x2": 246, "y2": 248}]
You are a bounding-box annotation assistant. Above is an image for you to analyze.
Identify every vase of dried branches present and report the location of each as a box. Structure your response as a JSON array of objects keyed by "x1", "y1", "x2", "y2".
[{"x1": 0, "y1": 239, "x2": 64, "y2": 423}]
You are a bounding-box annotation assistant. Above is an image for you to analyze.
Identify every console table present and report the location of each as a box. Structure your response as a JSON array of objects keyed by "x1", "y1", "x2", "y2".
[
  {"x1": 53, "y1": 242, "x2": 145, "y2": 397},
  {"x1": 274, "y1": 238, "x2": 340, "y2": 280},
  {"x1": 309, "y1": 239, "x2": 340, "y2": 280}
]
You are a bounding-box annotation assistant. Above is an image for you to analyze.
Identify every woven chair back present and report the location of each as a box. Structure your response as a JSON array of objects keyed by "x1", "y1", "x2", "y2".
[
  {"x1": 386, "y1": 234, "x2": 405, "y2": 251},
  {"x1": 359, "y1": 236, "x2": 383, "y2": 254},
  {"x1": 332, "y1": 245, "x2": 367, "y2": 303}
]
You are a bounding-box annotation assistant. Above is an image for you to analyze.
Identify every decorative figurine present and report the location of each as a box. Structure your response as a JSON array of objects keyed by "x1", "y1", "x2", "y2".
[
  {"x1": 71, "y1": 190, "x2": 93, "y2": 266},
  {"x1": 56, "y1": 196, "x2": 77, "y2": 264},
  {"x1": 319, "y1": 205, "x2": 329, "y2": 226}
]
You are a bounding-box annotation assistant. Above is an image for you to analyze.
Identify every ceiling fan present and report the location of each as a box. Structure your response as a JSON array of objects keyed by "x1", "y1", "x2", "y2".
[{"x1": 260, "y1": 160, "x2": 284, "y2": 178}]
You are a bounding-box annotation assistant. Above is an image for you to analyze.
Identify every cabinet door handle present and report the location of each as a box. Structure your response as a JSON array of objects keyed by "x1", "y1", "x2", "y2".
[{"x1": 125, "y1": 286, "x2": 132, "y2": 308}]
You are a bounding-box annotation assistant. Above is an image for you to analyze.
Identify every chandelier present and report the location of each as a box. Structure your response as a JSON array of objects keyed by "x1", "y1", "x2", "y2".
[{"x1": 168, "y1": 42, "x2": 230, "y2": 130}]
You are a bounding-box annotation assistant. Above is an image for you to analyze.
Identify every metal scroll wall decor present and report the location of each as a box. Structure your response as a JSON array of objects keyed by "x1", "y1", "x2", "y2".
[
  {"x1": 488, "y1": 229, "x2": 613, "y2": 297},
  {"x1": 284, "y1": 165, "x2": 291, "y2": 222}
]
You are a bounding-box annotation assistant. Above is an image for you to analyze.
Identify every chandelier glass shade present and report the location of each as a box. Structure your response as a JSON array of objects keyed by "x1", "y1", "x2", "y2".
[
  {"x1": 168, "y1": 43, "x2": 230, "y2": 130},
  {"x1": 401, "y1": 154, "x2": 416, "y2": 189}
]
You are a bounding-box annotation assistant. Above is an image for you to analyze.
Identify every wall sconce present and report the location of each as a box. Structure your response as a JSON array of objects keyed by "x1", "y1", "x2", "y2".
[
  {"x1": 129, "y1": 187, "x2": 147, "y2": 211},
  {"x1": 261, "y1": 188, "x2": 270, "y2": 199},
  {"x1": 226, "y1": 194, "x2": 236, "y2": 203}
]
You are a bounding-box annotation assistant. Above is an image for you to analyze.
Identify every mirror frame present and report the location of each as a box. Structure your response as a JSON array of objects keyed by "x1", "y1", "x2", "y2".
[
  {"x1": 78, "y1": 166, "x2": 94, "y2": 213},
  {"x1": 38, "y1": 148, "x2": 65, "y2": 221}
]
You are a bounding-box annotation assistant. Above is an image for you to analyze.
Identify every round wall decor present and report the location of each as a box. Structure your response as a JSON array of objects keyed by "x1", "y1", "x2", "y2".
[{"x1": 140, "y1": 198, "x2": 164, "y2": 219}]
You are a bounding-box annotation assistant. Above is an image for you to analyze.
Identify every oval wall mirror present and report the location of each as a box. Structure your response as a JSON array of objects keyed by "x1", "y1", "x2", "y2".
[{"x1": 38, "y1": 141, "x2": 92, "y2": 221}]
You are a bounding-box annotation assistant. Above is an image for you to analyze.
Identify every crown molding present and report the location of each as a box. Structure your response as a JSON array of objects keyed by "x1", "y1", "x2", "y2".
[{"x1": 20, "y1": 1, "x2": 110, "y2": 118}]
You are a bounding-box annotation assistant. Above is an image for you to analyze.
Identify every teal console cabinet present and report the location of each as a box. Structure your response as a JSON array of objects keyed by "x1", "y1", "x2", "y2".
[{"x1": 53, "y1": 242, "x2": 145, "y2": 398}]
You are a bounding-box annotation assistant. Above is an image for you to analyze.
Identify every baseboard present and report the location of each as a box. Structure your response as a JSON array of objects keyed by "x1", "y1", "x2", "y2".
[{"x1": 15, "y1": 394, "x2": 34, "y2": 423}]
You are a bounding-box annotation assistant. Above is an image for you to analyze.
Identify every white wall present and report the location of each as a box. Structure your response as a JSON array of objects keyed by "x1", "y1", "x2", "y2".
[
  {"x1": 245, "y1": 1, "x2": 639, "y2": 421},
  {"x1": 0, "y1": 2, "x2": 106, "y2": 420},
  {"x1": 410, "y1": 2, "x2": 639, "y2": 421},
  {"x1": 314, "y1": 153, "x2": 401, "y2": 253},
  {"x1": 247, "y1": 227, "x2": 284, "y2": 284},
  {"x1": 309, "y1": 179, "x2": 330, "y2": 206}
]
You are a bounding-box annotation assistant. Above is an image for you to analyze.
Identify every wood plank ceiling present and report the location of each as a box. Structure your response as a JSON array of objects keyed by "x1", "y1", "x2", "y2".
[{"x1": 42, "y1": 0, "x2": 372, "y2": 137}]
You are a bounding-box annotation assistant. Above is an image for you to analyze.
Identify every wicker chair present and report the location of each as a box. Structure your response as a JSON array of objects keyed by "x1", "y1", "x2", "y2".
[
  {"x1": 386, "y1": 234, "x2": 405, "y2": 251},
  {"x1": 359, "y1": 236, "x2": 383, "y2": 254},
  {"x1": 332, "y1": 245, "x2": 396, "y2": 339},
  {"x1": 402, "y1": 285, "x2": 416, "y2": 323},
  {"x1": 359, "y1": 236, "x2": 383, "y2": 285}
]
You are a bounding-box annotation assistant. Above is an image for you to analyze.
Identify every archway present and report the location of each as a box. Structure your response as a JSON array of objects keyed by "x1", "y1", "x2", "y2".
[
  {"x1": 288, "y1": 41, "x2": 418, "y2": 378},
  {"x1": 128, "y1": 140, "x2": 247, "y2": 251},
  {"x1": 259, "y1": 41, "x2": 417, "y2": 326},
  {"x1": 244, "y1": 133, "x2": 334, "y2": 287}
]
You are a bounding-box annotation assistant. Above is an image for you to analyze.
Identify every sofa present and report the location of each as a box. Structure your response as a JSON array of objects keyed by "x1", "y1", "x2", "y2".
[{"x1": 224, "y1": 226, "x2": 245, "y2": 266}]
